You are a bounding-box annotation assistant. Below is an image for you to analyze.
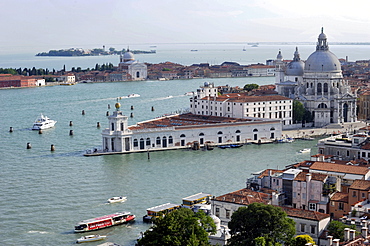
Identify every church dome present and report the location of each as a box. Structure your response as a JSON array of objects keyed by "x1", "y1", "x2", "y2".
[
  {"x1": 286, "y1": 47, "x2": 304, "y2": 76},
  {"x1": 304, "y1": 28, "x2": 341, "y2": 73},
  {"x1": 123, "y1": 50, "x2": 135, "y2": 62}
]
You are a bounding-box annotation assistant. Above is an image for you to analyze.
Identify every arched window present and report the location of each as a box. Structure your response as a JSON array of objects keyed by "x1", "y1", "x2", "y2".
[
  {"x1": 133, "y1": 139, "x2": 138, "y2": 147},
  {"x1": 217, "y1": 131, "x2": 223, "y2": 135},
  {"x1": 253, "y1": 129, "x2": 258, "y2": 132},
  {"x1": 140, "y1": 138, "x2": 145, "y2": 149},
  {"x1": 180, "y1": 134, "x2": 186, "y2": 138},
  {"x1": 317, "y1": 83, "x2": 322, "y2": 93},
  {"x1": 318, "y1": 103, "x2": 328, "y2": 108},
  {"x1": 199, "y1": 133, "x2": 204, "y2": 136},
  {"x1": 236, "y1": 130, "x2": 241, "y2": 133},
  {"x1": 146, "y1": 138, "x2": 151, "y2": 146},
  {"x1": 168, "y1": 136, "x2": 173, "y2": 144},
  {"x1": 162, "y1": 136, "x2": 167, "y2": 148},
  {"x1": 156, "y1": 137, "x2": 161, "y2": 145},
  {"x1": 136, "y1": 71, "x2": 140, "y2": 78},
  {"x1": 324, "y1": 83, "x2": 328, "y2": 93},
  {"x1": 270, "y1": 127, "x2": 275, "y2": 131}
]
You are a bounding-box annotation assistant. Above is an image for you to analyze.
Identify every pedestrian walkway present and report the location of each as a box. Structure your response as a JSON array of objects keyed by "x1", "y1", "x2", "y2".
[{"x1": 282, "y1": 121, "x2": 367, "y2": 139}]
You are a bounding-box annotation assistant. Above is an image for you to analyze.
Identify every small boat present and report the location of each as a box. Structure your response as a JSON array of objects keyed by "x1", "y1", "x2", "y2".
[
  {"x1": 121, "y1": 93, "x2": 140, "y2": 98},
  {"x1": 107, "y1": 196, "x2": 127, "y2": 203},
  {"x1": 298, "y1": 148, "x2": 311, "y2": 153},
  {"x1": 218, "y1": 145, "x2": 231, "y2": 149},
  {"x1": 277, "y1": 138, "x2": 294, "y2": 143},
  {"x1": 143, "y1": 203, "x2": 181, "y2": 222},
  {"x1": 229, "y1": 144, "x2": 243, "y2": 148},
  {"x1": 184, "y1": 92, "x2": 193, "y2": 96},
  {"x1": 166, "y1": 95, "x2": 173, "y2": 99},
  {"x1": 301, "y1": 136, "x2": 314, "y2": 141},
  {"x1": 76, "y1": 234, "x2": 107, "y2": 243},
  {"x1": 32, "y1": 114, "x2": 57, "y2": 130}
]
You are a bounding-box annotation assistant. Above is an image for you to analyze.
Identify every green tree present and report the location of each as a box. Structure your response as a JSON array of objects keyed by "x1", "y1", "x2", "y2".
[
  {"x1": 137, "y1": 208, "x2": 216, "y2": 246},
  {"x1": 294, "y1": 235, "x2": 315, "y2": 246},
  {"x1": 327, "y1": 221, "x2": 356, "y2": 241},
  {"x1": 227, "y1": 203, "x2": 295, "y2": 246},
  {"x1": 243, "y1": 83, "x2": 259, "y2": 92},
  {"x1": 293, "y1": 100, "x2": 305, "y2": 123}
]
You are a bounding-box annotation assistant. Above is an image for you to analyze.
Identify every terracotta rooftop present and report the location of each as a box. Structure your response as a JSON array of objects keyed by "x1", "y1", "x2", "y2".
[
  {"x1": 294, "y1": 172, "x2": 327, "y2": 182},
  {"x1": 349, "y1": 180, "x2": 370, "y2": 190},
  {"x1": 128, "y1": 113, "x2": 260, "y2": 131},
  {"x1": 309, "y1": 162, "x2": 370, "y2": 176},
  {"x1": 214, "y1": 188, "x2": 270, "y2": 205},
  {"x1": 330, "y1": 192, "x2": 349, "y2": 202},
  {"x1": 201, "y1": 94, "x2": 291, "y2": 103},
  {"x1": 280, "y1": 206, "x2": 330, "y2": 221},
  {"x1": 257, "y1": 169, "x2": 284, "y2": 179}
]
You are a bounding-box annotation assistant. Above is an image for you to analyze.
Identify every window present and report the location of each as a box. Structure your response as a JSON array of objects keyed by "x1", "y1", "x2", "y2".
[
  {"x1": 226, "y1": 209, "x2": 230, "y2": 219},
  {"x1": 300, "y1": 224, "x2": 305, "y2": 232},
  {"x1": 353, "y1": 191, "x2": 357, "y2": 197},
  {"x1": 339, "y1": 202, "x2": 344, "y2": 210},
  {"x1": 215, "y1": 207, "x2": 220, "y2": 217},
  {"x1": 309, "y1": 203, "x2": 316, "y2": 211},
  {"x1": 133, "y1": 139, "x2": 138, "y2": 147},
  {"x1": 120, "y1": 122, "x2": 124, "y2": 131},
  {"x1": 146, "y1": 138, "x2": 151, "y2": 146},
  {"x1": 156, "y1": 137, "x2": 161, "y2": 145},
  {"x1": 168, "y1": 136, "x2": 173, "y2": 144},
  {"x1": 111, "y1": 123, "x2": 114, "y2": 131},
  {"x1": 362, "y1": 192, "x2": 366, "y2": 198},
  {"x1": 311, "y1": 225, "x2": 316, "y2": 234}
]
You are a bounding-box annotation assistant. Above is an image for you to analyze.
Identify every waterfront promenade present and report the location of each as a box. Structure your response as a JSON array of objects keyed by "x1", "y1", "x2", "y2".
[{"x1": 283, "y1": 121, "x2": 367, "y2": 139}]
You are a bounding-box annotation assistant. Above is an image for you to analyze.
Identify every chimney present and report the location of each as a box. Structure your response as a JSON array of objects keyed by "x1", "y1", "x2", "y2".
[
  {"x1": 344, "y1": 228, "x2": 350, "y2": 241},
  {"x1": 362, "y1": 227, "x2": 368, "y2": 238},
  {"x1": 306, "y1": 173, "x2": 312, "y2": 182},
  {"x1": 350, "y1": 229, "x2": 356, "y2": 241},
  {"x1": 333, "y1": 239, "x2": 340, "y2": 246},
  {"x1": 327, "y1": 235, "x2": 333, "y2": 246}
]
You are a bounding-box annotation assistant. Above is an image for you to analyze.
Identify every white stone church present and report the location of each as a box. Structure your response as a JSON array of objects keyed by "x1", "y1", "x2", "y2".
[{"x1": 275, "y1": 28, "x2": 357, "y2": 127}]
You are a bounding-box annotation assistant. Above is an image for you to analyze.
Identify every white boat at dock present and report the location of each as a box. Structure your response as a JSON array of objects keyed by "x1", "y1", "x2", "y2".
[
  {"x1": 107, "y1": 196, "x2": 127, "y2": 203},
  {"x1": 32, "y1": 114, "x2": 57, "y2": 130},
  {"x1": 76, "y1": 234, "x2": 107, "y2": 243}
]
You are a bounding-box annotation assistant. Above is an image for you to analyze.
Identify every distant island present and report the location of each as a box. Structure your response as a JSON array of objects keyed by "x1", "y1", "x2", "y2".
[{"x1": 36, "y1": 47, "x2": 156, "y2": 57}]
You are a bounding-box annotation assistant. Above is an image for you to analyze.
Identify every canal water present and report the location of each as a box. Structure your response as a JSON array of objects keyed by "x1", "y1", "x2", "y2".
[{"x1": 1, "y1": 77, "x2": 320, "y2": 245}]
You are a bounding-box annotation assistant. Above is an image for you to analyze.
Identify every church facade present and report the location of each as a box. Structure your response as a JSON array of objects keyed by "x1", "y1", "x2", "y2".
[
  {"x1": 118, "y1": 50, "x2": 147, "y2": 81},
  {"x1": 275, "y1": 28, "x2": 357, "y2": 127}
]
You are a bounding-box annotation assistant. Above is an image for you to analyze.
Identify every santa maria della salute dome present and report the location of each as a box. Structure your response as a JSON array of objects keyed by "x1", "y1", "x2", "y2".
[{"x1": 275, "y1": 28, "x2": 357, "y2": 127}]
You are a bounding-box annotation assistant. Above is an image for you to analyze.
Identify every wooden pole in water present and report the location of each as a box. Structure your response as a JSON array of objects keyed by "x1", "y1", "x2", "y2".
[
  {"x1": 82, "y1": 110, "x2": 85, "y2": 115},
  {"x1": 9, "y1": 127, "x2": 13, "y2": 132},
  {"x1": 27, "y1": 142, "x2": 31, "y2": 149},
  {"x1": 106, "y1": 111, "x2": 109, "y2": 116},
  {"x1": 38, "y1": 129, "x2": 42, "y2": 134},
  {"x1": 130, "y1": 113, "x2": 134, "y2": 118},
  {"x1": 97, "y1": 122, "x2": 101, "y2": 128},
  {"x1": 147, "y1": 150, "x2": 150, "y2": 160},
  {"x1": 69, "y1": 121, "x2": 73, "y2": 126},
  {"x1": 131, "y1": 105, "x2": 134, "y2": 110},
  {"x1": 69, "y1": 130, "x2": 74, "y2": 136},
  {"x1": 151, "y1": 106, "x2": 155, "y2": 111},
  {"x1": 51, "y1": 144, "x2": 55, "y2": 151}
]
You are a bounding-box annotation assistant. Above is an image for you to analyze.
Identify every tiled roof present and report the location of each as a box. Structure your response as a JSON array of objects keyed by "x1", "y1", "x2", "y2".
[
  {"x1": 294, "y1": 172, "x2": 327, "y2": 182},
  {"x1": 349, "y1": 180, "x2": 370, "y2": 190},
  {"x1": 201, "y1": 94, "x2": 291, "y2": 103},
  {"x1": 214, "y1": 188, "x2": 270, "y2": 205},
  {"x1": 330, "y1": 192, "x2": 349, "y2": 202},
  {"x1": 128, "y1": 113, "x2": 265, "y2": 130},
  {"x1": 257, "y1": 169, "x2": 284, "y2": 179},
  {"x1": 280, "y1": 206, "x2": 330, "y2": 221},
  {"x1": 309, "y1": 162, "x2": 370, "y2": 175}
]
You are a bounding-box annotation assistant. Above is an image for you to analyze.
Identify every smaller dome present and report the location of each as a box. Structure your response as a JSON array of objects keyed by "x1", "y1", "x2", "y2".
[{"x1": 286, "y1": 61, "x2": 304, "y2": 76}]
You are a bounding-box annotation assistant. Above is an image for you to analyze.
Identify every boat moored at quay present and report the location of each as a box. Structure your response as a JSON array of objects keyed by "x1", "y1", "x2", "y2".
[{"x1": 74, "y1": 212, "x2": 135, "y2": 233}]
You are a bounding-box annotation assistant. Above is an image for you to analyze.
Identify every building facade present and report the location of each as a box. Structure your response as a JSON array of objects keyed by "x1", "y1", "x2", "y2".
[
  {"x1": 275, "y1": 28, "x2": 357, "y2": 127},
  {"x1": 190, "y1": 82, "x2": 293, "y2": 127},
  {"x1": 118, "y1": 50, "x2": 147, "y2": 81}
]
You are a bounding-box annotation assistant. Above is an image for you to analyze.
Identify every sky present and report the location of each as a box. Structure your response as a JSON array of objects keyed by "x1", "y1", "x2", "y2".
[{"x1": 1, "y1": 0, "x2": 370, "y2": 53}]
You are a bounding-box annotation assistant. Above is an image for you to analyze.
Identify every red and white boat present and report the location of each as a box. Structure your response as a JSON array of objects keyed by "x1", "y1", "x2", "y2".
[{"x1": 74, "y1": 212, "x2": 135, "y2": 233}]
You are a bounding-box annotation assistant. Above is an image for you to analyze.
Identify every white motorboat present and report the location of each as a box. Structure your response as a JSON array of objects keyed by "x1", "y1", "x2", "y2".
[
  {"x1": 120, "y1": 94, "x2": 140, "y2": 99},
  {"x1": 298, "y1": 148, "x2": 311, "y2": 153},
  {"x1": 32, "y1": 114, "x2": 57, "y2": 130},
  {"x1": 107, "y1": 196, "x2": 127, "y2": 203},
  {"x1": 76, "y1": 234, "x2": 107, "y2": 243}
]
